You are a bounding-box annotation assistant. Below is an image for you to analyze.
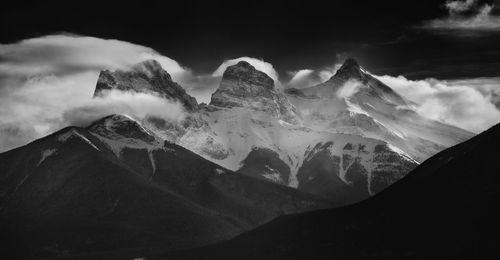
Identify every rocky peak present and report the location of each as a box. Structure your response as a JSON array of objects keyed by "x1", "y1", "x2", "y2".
[
  {"x1": 87, "y1": 114, "x2": 157, "y2": 143},
  {"x1": 93, "y1": 59, "x2": 198, "y2": 111},
  {"x1": 210, "y1": 61, "x2": 298, "y2": 123},
  {"x1": 332, "y1": 58, "x2": 366, "y2": 81},
  {"x1": 222, "y1": 61, "x2": 274, "y2": 90}
]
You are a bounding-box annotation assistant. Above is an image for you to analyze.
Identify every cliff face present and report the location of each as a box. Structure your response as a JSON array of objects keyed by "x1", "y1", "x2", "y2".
[
  {"x1": 210, "y1": 61, "x2": 298, "y2": 124},
  {"x1": 94, "y1": 59, "x2": 199, "y2": 111}
]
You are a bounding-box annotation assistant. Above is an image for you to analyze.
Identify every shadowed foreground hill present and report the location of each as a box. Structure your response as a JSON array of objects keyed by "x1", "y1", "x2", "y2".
[
  {"x1": 0, "y1": 114, "x2": 329, "y2": 258},
  {"x1": 166, "y1": 123, "x2": 500, "y2": 259}
]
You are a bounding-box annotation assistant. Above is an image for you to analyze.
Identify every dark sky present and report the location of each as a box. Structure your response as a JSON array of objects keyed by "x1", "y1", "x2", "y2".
[{"x1": 1, "y1": 0, "x2": 500, "y2": 80}]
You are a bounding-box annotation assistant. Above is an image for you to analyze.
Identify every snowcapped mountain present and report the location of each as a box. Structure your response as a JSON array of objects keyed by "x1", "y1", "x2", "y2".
[
  {"x1": 92, "y1": 58, "x2": 473, "y2": 204},
  {"x1": 0, "y1": 114, "x2": 328, "y2": 257},
  {"x1": 94, "y1": 59, "x2": 199, "y2": 111},
  {"x1": 175, "y1": 123, "x2": 500, "y2": 259},
  {"x1": 285, "y1": 58, "x2": 473, "y2": 162}
]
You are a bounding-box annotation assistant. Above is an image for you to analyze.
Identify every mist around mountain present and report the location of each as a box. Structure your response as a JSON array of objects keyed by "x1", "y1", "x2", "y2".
[
  {"x1": 93, "y1": 58, "x2": 471, "y2": 204},
  {"x1": 0, "y1": 56, "x2": 478, "y2": 258}
]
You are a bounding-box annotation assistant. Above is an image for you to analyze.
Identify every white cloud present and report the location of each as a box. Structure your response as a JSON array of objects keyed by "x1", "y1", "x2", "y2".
[
  {"x1": 423, "y1": 1, "x2": 500, "y2": 32},
  {"x1": 375, "y1": 75, "x2": 500, "y2": 133},
  {"x1": 336, "y1": 79, "x2": 364, "y2": 99},
  {"x1": 0, "y1": 34, "x2": 191, "y2": 152},
  {"x1": 212, "y1": 57, "x2": 279, "y2": 83},
  {"x1": 63, "y1": 90, "x2": 186, "y2": 127},
  {"x1": 446, "y1": 0, "x2": 476, "y2": 13},
  {"x1": 0, "y1": 34, "x2": 189, "y2": 78},
  {"x1": 285, "y1": 64, "x2": 341, "y2": 89}
]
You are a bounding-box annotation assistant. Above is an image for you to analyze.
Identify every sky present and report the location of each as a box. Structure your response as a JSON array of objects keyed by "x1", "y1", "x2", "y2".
[{"x1": 0, "y1": 0, "x2": 500, "y2": 152}]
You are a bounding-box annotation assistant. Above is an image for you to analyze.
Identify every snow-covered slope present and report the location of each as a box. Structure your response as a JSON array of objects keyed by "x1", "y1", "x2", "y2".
[
  {"x1": 285, "y1": 58, "x2": 473, "y2": 162},
  {"x1": 93, "y1": 59, "x2": 472, "y2": 204}
]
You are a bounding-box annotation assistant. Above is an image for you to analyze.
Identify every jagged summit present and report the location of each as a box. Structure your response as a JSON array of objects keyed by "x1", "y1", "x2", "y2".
[
  {"x1": 331, "y1": 57, "x2": 366, "y2": 82},
  {"x1": 209, "y1": 60, "x2": 298, "y2": 123},
  {"x1": 87, "y1": 114, "x2": 159, "y2": 144},
  {"x1": 221, "y1": 61, "x2": 274, "y2": 89},
  {"x1": 93, "y1": 60, "x2": 198, "y2": 111},
  {"x1": 340, "y1": 57, "x2": 361, "y2": 70},
  {"x1": 131, "y1": 59, "x2": 171, "y2": 79}
]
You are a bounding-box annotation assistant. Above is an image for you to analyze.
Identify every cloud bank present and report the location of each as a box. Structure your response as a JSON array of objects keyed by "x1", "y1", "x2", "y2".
[
  {"x1": 212, "y1": 57, "x2": 280, "y2": 82},
  {"x1": 285, "y1": 62, "x2": 500, "y2": 133},
  {"x1": 422, "y1": 0, "x2": 500, "y2": 33},
  {"x1": 375, "y1": 75, "x2": 500, "y2": 133},
  {"x1": 0, "y1": 35, "x2": 190, "y2": 152},
  {"x1": 286, "y1": 65, "x2": 341, "y2": 89}
]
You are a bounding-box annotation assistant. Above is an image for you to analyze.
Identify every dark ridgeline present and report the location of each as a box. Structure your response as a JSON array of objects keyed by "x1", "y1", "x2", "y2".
[
  {"x1": 0, "y1": 115, "x2": 329, "y2": 258},
  {"x1": 165, "y1": 123, "x2": 500, "y2": 259}
]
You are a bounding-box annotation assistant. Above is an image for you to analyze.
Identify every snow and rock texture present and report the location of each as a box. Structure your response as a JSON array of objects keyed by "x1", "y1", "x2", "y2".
[
  {"x1": 0, "y1": 114, "x2": 328, "y2": 258},
  {"x1": 285, "y1": 58, "x2": 473, "y2": 163},
  {"x1": 175, "y1": 122, "x2": 500, "y2": 259},
  {"x1": 93, "y1": 59, "x2": 472, "y2": 204},
  {"x1": 210, "y1": 61, "x2": 298, "y2": 124},
  {"x1": 94, "y1": 59, "x2": 198, "y2": 111}
]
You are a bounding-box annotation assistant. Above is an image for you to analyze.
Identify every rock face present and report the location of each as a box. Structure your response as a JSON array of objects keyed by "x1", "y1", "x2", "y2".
[
  {"x1": 0, "y1": 114, "x2": 329, "y2": 258},
  {"x1": 210, "y1": 61, "x2": 298, "y2": 123},
  {"x1": 94, "y1": 59, "x2": 199, "y2": 111}
]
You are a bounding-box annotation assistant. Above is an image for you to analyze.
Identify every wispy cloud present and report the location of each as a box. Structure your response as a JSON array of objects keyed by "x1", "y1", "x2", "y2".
[
  {"x1": 285, "y1": 65, "x2": 341, "y2": 89},
  {"x1": 375, "y1": 75, "x2": 500, "y2": 133},
  {"x1": 212, "y1": 57, "x2": 279, "y2": 83},
  {"x1": 422, "y1": 0, "x2": 500, "y2": 34}
]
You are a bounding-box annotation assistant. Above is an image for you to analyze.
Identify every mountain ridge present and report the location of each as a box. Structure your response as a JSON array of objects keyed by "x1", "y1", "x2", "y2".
[
  {"x1": 164, "y1": 122, "x2": 500, "y2": 259},
  {"x1": 0, "y1": 113, "x2": 330, "y2": 258}
]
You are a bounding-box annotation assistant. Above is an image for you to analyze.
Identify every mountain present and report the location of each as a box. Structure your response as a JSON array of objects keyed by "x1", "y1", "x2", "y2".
[
  {"x1": 167, "y1": 122, "x2": 500, "y2": 259},
  {"x1": 285, "y1": 58, "x2": 472, "y2": 162},
  {"x1": 94, "y1": 59, "x2": 199, "y2": 111},
  {"x1": 0, "y1": 114, "x2": 329, "y2": 258},
  {"x1": 95, "y1": 59, "x2": 471, "y2": 205}
]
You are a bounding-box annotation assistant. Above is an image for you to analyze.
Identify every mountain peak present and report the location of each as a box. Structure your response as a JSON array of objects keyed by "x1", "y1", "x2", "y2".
[
  {"x1": 222, "y1": 61, "x2": 274, "y2": 89},
  {"x1": 88, "y1": 114, "x2": 158, "y2": 144},
  {"x1": 130, "y1": 59, "x2": 168, "y2": 79},
  {"x1": 333, "y1": 57, "x2": 365, "y2": 81},
  {"x1": 93, "y1": 60, "x2": 198, "y2": 111},
  {"x1": 340, "y1": 57, "x2": 360, "y2": 70}
]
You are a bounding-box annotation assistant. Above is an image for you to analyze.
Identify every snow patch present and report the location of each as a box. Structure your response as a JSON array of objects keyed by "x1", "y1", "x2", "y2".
[
  {"x1": 215, "y1": 168, "x2": 226, "y2": 175},
  {"x1": 262, "y1": 165, "x2": 283, "y2": 183},
  {"x1": 38, "y1": 148, "x2": 57, "y2": 166},
  {"x1": 57, "y1": 129, "x2": 99, "y2": 150}
]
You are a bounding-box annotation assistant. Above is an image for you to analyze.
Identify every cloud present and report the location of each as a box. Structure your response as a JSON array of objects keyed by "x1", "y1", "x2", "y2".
[
  {"x1": 336, "y1": 79, "x2": 363, "y2": 99},
  {"x1": 0, "y1": 34, "x2": 191, "y2": 152},
  {"x1": 63, "y1": 90, "x2": 186, "y2": 127},
  {"x1": 285, "y1": 64, "x2": 341, "y2": 89},
  {"x1": 212, "y1": 57, "x2": 280, "y2": 83},
  {"x1": 375, "y1": 75, "x2": 500, "y2": 133},
  {"x1": 422, "y1": 0, "x2": 500, "y2": 33},
  {"x1": 0, "y1": 34, "x2": 189, "y2": 78},
  {"x1": 446, "y1": 0, "x2": 477, "y2": 13}
]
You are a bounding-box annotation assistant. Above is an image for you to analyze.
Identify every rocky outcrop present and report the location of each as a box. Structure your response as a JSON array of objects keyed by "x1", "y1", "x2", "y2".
[
  {"x1": 94, "y1": 59, "x2": 199, "y2": 111},
  {"x1": 210, "y1": 61, "x2": 298, "y2": 123}
]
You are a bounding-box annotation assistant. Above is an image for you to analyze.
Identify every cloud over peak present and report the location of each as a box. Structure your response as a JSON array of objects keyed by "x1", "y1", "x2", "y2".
[
  {"x1": 422, "y1": 0, "x2": 500, "y2": 33},
  {"x1": 212, "y1": 57, "x2": 279, "y2": 83}
]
